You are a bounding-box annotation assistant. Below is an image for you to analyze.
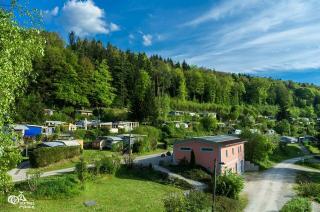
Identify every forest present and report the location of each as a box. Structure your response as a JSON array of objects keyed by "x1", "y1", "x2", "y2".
[{"x1": 14, "y1": 31, "x2": 320, "y2": 127}]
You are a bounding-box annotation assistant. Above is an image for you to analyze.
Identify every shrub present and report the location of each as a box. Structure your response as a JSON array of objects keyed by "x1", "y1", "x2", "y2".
[
  {"x1": 29, "y1": 146, "x2": 81, "y2": 167},
  {"x1": 163, "y1": 190, "x2": 211, "y2": 212},
  {"x1": 123, "y1": 154, "x2": 135, "y2": 169},
  {"x1": 31, "y1": 175, "x2": 80, "y2": 199},
  {"x1": 280, "y1": 197, "x2": 311, "y2": 212},
  {"x1": 296, "y1": 183, "x2": 320, "y2": 199},
  {"x1": 111, "y1": 142, "x2": 123, "y2": 152},
  {"x1": 216, "y1": 171, "x2": 244, "y2": 199},
  {"x1": 100, "y1": 155, "x2": 121, "y2": 175},
  {"x1": 75, "y1": 157, "x2": 89, "y2": 183},
  {"x1": 163, "y1": 192, "x2": 186, "y2": 212},
  {"x1": 200, "y1": 116, "x2": 218, "y2": 132},
  {"x1": 132, "y1": 126, "x2": 161, "y2": 152},
  {"x1": 26, "y1": 169, "x2": 42, "y2": 192},
  {"x1": 215, "y1": 196, "x2": 244, "y2": 212}
]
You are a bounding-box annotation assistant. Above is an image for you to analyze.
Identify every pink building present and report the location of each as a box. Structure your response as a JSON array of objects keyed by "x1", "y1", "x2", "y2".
[{"x1": 173, "y1": 135, "x2": 245, "y2": 174}]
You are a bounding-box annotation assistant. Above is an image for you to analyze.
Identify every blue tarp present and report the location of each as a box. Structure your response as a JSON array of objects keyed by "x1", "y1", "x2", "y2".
[{"x1": 25, "y1": 125, "x2": 42, "y2": 137}]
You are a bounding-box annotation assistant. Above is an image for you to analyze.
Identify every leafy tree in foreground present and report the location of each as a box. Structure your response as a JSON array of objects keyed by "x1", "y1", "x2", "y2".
[{"x1": 0, "y1": 9, "x2": 44, "y2": 193}]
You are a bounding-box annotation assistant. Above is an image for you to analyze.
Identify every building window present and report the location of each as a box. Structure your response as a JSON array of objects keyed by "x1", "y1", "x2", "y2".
[
  {"x1": 226, "y1": 150, "x2": 228, "y2": 157},
  {"x1": 240, "y1": 146, "x2": 242, "y2": 152},
  {"x1": 201, "y1": 147, "x2": 213, "y2": 152},
  {"x1": 232, "y1": 148, "x2": 234, "y2": 155},
  {"x1": 180, "y1": 147, "x2": 191, "y2": 151}
]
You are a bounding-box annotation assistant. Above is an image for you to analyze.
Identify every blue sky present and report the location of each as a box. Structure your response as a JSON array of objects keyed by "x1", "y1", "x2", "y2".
[{"x1": 8, "y1": 0, "x2": 320, "y2": 84}]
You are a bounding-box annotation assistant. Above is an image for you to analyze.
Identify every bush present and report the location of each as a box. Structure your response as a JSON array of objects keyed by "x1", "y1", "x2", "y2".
[
  {"x1": 216, "y1": 171, "x2": 244, "y2": 199},
  {"x1": 215, "y1": 196, "x2": 244, "y2": 212},
  {"x1": 111, "y1": 142, "x2": 123, "y2": 152},
  {"x1": 280, "y1": 197, "x2": 311, "y2": 212},
  {"x1": 26, "y1": 169, "x2": 42, "y2": 192},
  {"x1": 163, "y1": 190, "x2": 211, "y2": 212},
  {"x1": 296, "y1": 183, "x2": 320, "y2": 200},
  {"x1": 31, "y1": 175, "x2": 80, "y2": 199},
  {"x1": 75, "y1": 157, "x2": 89, "y2": 184},
  {"x1": 132, "y1": 126, "x2": 161, "y2": 153},
  {"x1": 100, "y1": 155, "x2": 121, "y2": 175},
  {"x1": 123, "y1": 154, "x2": 135, "y2": 169},
  {"x1": 29, "y1": 146, "x2": 81, "y2": 167},
  {"x1": 200, "y1": 116, "x2": 218, "y2": 132}
]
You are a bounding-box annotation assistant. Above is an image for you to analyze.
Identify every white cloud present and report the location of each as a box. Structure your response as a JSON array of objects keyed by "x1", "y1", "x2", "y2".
[
  {"x1": 184, "y1": 0, "x2": 258, "y2": 26},
  {"x1": 110, "y1": 22, "x2": 120, "y2": 32},
  {"x1": 142, "y1": 34, "x2": 152, "y2": 46},
  {"x1": 163, "y1": 0, "x2": 320, "y2": 73},
  {"x1": 61, "y1": 0, "x2": 119, "y2": 37},
  {"x1": 42, "y1": 6, "x2": 59, "y2": 19}
]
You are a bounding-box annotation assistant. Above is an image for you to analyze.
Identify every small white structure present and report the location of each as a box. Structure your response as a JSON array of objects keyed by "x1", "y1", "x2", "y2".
[
  {"x1": 233, "y1": 129, "x2": 242, "y2": 135},
  {"x1": 113, "y1": 121, "x2": 139, "y2": 132},
  {"x1": 44, "y1": 109, "x2": 55, "y2": 116},
  {"x1": 76, "y1": 109, "x2": 93, "y2": 116},
  {"x1": 266, "y1": 129, "x2": 276, "y2": 135},
  {"x1": 68, "y1": 123, "x2": 77, "y2": 131},
  {"x1": 13, "y1": 124, "x2": 29, "y2": 137},
  {"x1": 45, "y1": 120, "x2": 66, "y2": 127}
]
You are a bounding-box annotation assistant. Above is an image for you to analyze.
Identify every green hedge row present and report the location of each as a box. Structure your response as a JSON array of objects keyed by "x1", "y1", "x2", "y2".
[{"x1": 29, "y1": 146, "x2": 81, "y2": 167}]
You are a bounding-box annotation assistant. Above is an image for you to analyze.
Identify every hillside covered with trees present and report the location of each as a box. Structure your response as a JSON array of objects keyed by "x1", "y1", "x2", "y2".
[{"x1": 15, "y1": 32, "x2": 320, "y2": 131}]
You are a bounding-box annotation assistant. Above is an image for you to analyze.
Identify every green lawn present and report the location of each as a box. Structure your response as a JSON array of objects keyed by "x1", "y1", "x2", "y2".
[
  {"x1": 305, "y1": 144, "x2": 320, "y2": 154},
  {"x1": 3, "y1": 169, "x2": 182, "y2": 212}
]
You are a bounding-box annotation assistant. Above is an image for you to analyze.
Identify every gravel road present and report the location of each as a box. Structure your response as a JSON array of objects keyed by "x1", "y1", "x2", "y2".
[{"x1": 244, "y1": 156, "x2": 320, "y2": 212}]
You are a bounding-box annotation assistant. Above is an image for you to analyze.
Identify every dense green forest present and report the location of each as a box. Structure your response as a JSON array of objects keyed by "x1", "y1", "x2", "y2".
[{"x1": 14, "y1": 32, "x2": 320, "y2": 127}]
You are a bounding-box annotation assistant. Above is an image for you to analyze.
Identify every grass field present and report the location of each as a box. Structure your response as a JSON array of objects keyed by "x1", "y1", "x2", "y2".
[{"x1": 3, "y1": 169, "x2": 182, "y2": 212}]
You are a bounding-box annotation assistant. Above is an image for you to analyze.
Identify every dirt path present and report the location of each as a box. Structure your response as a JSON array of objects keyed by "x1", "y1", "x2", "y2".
[{"x1": 244, "y1": 156, "x2": 320, "y2": 212}]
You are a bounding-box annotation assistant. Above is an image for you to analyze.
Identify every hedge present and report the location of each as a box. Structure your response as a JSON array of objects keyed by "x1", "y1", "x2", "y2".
[{"x1": 29, "y1": 146, "x2": 81, "y2": 167}]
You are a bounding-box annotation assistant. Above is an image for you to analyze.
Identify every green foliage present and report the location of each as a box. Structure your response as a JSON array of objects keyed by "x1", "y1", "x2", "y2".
[
  {"x1": 165, "y1": 165, "x2": 211, "y2": 183},
  {"x1": 280, "y1": 198, "x2": 311, "y2": 212},
  {"x1": 275, "y1": 119, "x2": 291, "y2": 135},
  {"x1": 28, "y1": 175, "x2": 80, "y2": 199},
  {"x1": 216, "y1": 171, "x2": 245, "y2": 199},
  {"x1": 0, "y1": 8, "x2": 44, "y2": 194},
  {"x1": 296, "y1": 183, "x2": 320, "y2": 201},
  {"x1": 241, "y1": 130, "x2": 276, "y2": 164},
  {"x1": 132, "y1": 126, "x2": 161, "y2": 153},
  {"x1": 29, "y1": 146, "x2": 81, "y2": 167},
  {"x1": 75, "y1": 157, "x2": 89, "y2": 183},
  {"x1": 200, "y1": 116, "x2": 218, "y2": 132},
  {"x1": 215, "y1": 196, "x2": 246, "y2": 212},
  {"x1": 100, "y1": 155, "x2": 121, "y2": 175},
  {"x1": 26, "y1": 169, "x2": 42, "y2": 192},
  {"x1": 163, "y1": 190, "x2": 211, "y2": 212}
]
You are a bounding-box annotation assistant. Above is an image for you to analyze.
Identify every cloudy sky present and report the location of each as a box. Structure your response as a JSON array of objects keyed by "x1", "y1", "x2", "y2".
[{"x1": 10, "y1": 0, "x2": 320, "y2": 84}]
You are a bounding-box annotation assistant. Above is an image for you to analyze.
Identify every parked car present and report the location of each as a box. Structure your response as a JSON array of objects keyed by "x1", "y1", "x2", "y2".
[
  {"x1": 92, "y1": 136, "x2": 123, "y2": 150},
  {"x1": 280, "y1": 136, "x2": 297, "y2": 144}
]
